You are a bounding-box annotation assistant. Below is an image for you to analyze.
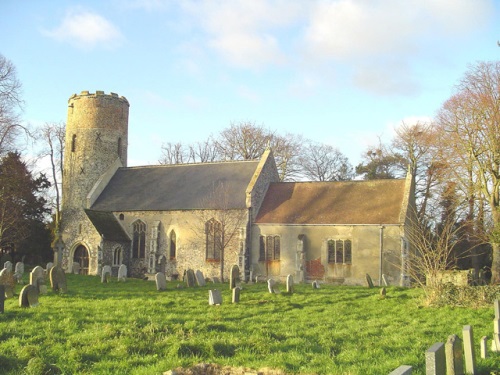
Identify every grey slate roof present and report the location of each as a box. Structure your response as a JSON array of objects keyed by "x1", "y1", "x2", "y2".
[
  {"x1": 91, "y1": 160, "x2": 260, "y2": 212},
  {"x1": 85, "y1": 210, "x2": 130, "y2": 241}
]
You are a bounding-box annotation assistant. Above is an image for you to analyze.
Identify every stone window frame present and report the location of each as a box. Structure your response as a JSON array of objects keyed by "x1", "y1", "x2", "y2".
[
  {"x1": 113, "y1": 246, "x2": 123, "y2": 266},
  {"x1": 259, "y1": 235, "x2": 281, "y2": 261},
  {"x1": 71, "y1": 134, "x2": 76, "y2": 152},
  {"x1": 327, "y1": 239, "x2": 352, "y2": 264},
  {"x1": 117, "y1": 137, "x2": 122, "y2": 157},
  {"x1": 169, "y1": 229, "x2": 177, "y2": 260},
  {"x1": 132, "y1": 220, "x2": 146, "y2": 259},
  {"x1": 205, "y1": 218, "x2": 222, "y2": 261}
]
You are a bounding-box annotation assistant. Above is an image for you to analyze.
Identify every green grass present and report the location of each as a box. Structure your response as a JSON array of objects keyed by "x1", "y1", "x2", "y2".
[{"x1": 1, "y1": 275, "x2": 499, "y2": 375}]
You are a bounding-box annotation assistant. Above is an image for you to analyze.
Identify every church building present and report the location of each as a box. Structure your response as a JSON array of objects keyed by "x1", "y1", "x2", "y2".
[{"x1": 60, "y1": 91, "x2": 415, "y2": 286}]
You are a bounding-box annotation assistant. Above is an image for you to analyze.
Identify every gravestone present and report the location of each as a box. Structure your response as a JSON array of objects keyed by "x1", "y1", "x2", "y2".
[
  {"x1": 209, "y1": 289, "x2": 222, "y2": 305},
  {"x1": 445, "y1": 334, "x2": 464, "y2": 375},
  {"x1": 155, "y1": 272, "x2": 167, "y2": 291},
  {"x1": 72, "y1": 262, "x2": 80, "y2": 274},
  {"x1": 286, "y1": 274, "x2": 294, "y2": 293},
  {"x1": 46, "y1": 262, "x2": 54, "y2": 274},
  {"x1": 232, "y1": 287, "x2": 240, "y2": 303},
  {"x1": 425, "y1": 342, "x2": 445, "y2": 375},
  {"x1": 0, "y1": 285, "x2": 4, "y2": 313},
  {"x1": 186, "y1": 269, "x2": 196, "y2": 287},
  {"x1": 481, "y1": 336, "x2": 488, "y2": 359},
  {"x1": 101, "y1": 265, "x2": 112, "y2": 283},
  {"x1": 493, "y1": 300, "x2": 500, "y2": 352},
  {"x1": 382, "y1": 274, "x2": 389, "y2": 286},
  {"x1": 229, "y1": 264, "x2": 240, "y2": 289},
  {"x1": 365, "y1": 273, "x2": 374, "y2": 288},
  {"x1": 19, "y1": 284, "x2": 39, "y2": 308},
  {"x1": 117, "y1": 264, "x2": 127, "y2": 282},
  {"x1": 49, "y1": 266, "x2": 67, "y2": 293},
  {"x1": 388, "y1": 365, "x2": 412, "y2": 375},
  {"x1": 463, "y1": 325, "x2": 476, "y2": 375},
  {"x1": 312, "y1": 280, "x2": 320, "y2": 289},
  {"x1": 14, "y1": 262, "x2": 24, "y2": 284},
  {"x1": 267, "y1": 279, "x2": 276, "y2": 294},
  {"x1": 380, "y1": 287, "x2": 387, "y2": 297},
  {"x1": 30, "y1": 266, "x2": 46, "y2": 293},
  {"x1": 195, "y1": 270, "x2": 206, "y2": 286},
  {"x1": 212, "y1": 277, "x2": 220, "y2": 284},
  {"x1": 0, "y1": 268, "x2": 15, "y2": 298},
  {"x1": 4, "y1": 261, "x2": 13, "y2": 273}
]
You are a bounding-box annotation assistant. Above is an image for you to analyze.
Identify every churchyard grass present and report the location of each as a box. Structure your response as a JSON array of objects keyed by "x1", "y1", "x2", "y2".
[{"x1": 1, "y1": 274, "x2": 499, "y2": 375}]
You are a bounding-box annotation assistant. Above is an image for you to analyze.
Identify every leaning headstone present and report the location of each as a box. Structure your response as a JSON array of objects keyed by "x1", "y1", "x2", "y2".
[
  {"x1": 49, "y1": 266, "x2": 67, "y2": 293},
  {"x1": 0, "y1": 285, "x2": 4, "y2": 313},
  {"x1": 229, "y1": 264, "x2": 240, "y2": 289},
  {"x1": 212, "y1": 277, "x2": 221, "y2": 284},
  {"x1": 30, "y1": 266, "x2": 46, "y2": 294},
  {"x1": 445, "y1": 334, "x2": 463, "y2": 375},
  {"x1": 185, "y1": 269, "x2": 196, "y2": 287},
  {"x1": 0, "y1": 268, "x2": 15, "y2": 298},
  {"x1": 195, "y1": 270, "x2": 206, "y2": 286},
  {"x1": 209, "y1": 289, "x2": 222, "y2": 305},
  {"x1": 267, "y1": 279, "x2": 276, "y2": 293},
  {"x1": 463, "y1": 325, "x2": 476, "y2": 375},
  {"x1": 232, "y1": 287, "x2": 240, "y2": 303},
  {"x1": 101, "y1": 265, "x2": 112, "y2": 283},
  {"x1": 155, "y1": 272, "x2": 167, "y2": 291},
  {"x1": 72, "y1": 262, "x2": 80, "y2": 274},
  {"x1": 425, "y1": 342, "x2": 445, "y2": 375},
  {"x1": 365, "y1": 273, "x2": 374, "y2": 288},
  {"x1": 4, "y1": 261, "x2": 13, "y2": 273},
  {"x1": 14, "y1": 262, "x2": 24, "y2": 284},
  {"x1": 388, "y1": 365, "x2": 412, "y2": 375},
  {"x1": 286, "y1": 274, "x2": 294, "y2": 293},
  {"x1": 481, "y1": 336, "x2": 488, "y2": 359},
  {"x1": 19, "y1": 284, "x2": 39, "y2": 308},
  {"x1": 312, "y1": 280, "x2": 320, "y2": 289},
  {"x1": 117, "y1": 264, "x2": 127, "y2": 282}
]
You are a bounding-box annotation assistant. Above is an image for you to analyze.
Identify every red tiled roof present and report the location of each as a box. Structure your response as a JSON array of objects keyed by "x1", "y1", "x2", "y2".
[{"x1": 255, "y1": 179, "x2": 407, "y2": 225}]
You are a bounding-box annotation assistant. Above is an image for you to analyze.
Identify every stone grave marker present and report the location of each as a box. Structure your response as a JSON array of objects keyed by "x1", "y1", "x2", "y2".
[
  {"x1": 30, "y1": 266, "x2": 46, "y2": 293},
  {"x1": 117, "y1": 264, "x2": 127, "y2": 282},
  {"x1": 19, "y1": 284, "x2": 39, "y2": 308},
  {"x1": 49, "y1": 266, "x2": 67, "y2": 293},
  {"x1": 229, "y1": 264, "x2": 240, "y2": 289},
  {"x1": 312, "y1": 280, "x2": 320, "y2": 289},
  {"x1": 0, "y1": 285, "x2": 4, "y2": 313},
  {"x1": 14, "y1": 262, "x2": 24, "y2": 284},
  {"x1": 380, "y1": 287, "x2": 387, "y2": 297},
  {"x1": 0, "y1": 268, "x2": 15, "y2": 298},
  {"x1": 212, "y1": 277, "x2": 220, "y2": 284},
  {"x1": 209, "y1": 289, "x2": 222, "y2": 305},
  {"x1": 4, "y1": 261, "x2": 13, "y2": 273},
  {"x1": 232, "y1": 287, "x2": 240, "y2": 303},
  {"x1": 365, "y1": 273, "x2": 374, "y2": 288},
  {"x1": 155, "y1": 272, "x2": 167, "y2": 291},
  {"x1": 481, "y1": 336, "x2": 488, "y2": 359},
  {"x1": 267, "y1": 279, "x2": 276, "y2": 293},
  {"x1": 463, "y1": 325, "x2": 476, "y2": 375},
  {"x1": 46, "y1": 262, "x2": 54, "y2": 273},
  {"x1": 101, "y1": 265, "x2": 112, "y2": 283},
  {"x1": 195, "y1": 270, "x2": 206, "y2": 286},
  {"x1": 382, "y1": 274, "x2": 389, "y2": 286},
  {"x1": 388, "y1": 365, "x2": 412, "y2": 375},
  {"x1": 186, "y1": 269, "x2": 196, "y2": 287},
  {"x1": 493, "y1": 299, "x2": 500, "y2": 352},
  {"x1": 445, "y1": 334, "x2": 463, "y2": 375},
  {"x1": 425, "y1": 342, "x2": 445, "y2": 375},
  {"x1": 286, "y1": 274, "x2": 294, "y2": 293}
]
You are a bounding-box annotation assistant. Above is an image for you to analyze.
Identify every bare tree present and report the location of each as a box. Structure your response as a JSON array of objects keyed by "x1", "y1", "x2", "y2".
[
  {"x1": 188, "y1": 137, "x2": 220, "y2": 163},
  {"x1": 158, "y1": 142, "x2": 189, "y2": 164},
  {"x1": 270, "y1": 132, "x2": 303, "y2": 181},
  {"x1": 215, "y1": 121, "x2": 272, "y2": 160},
  {"x1": 299, "y1": 140, "x2": 353, "y2": 181}
]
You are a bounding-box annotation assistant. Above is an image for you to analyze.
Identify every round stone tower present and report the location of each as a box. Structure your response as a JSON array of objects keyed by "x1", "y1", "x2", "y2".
[{"x1": 61, "y1": 90, "x2": 129, "y2": 274}]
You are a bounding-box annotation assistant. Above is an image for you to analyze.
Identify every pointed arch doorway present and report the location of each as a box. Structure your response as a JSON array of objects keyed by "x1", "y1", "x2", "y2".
[{"x1": 73, "y1": 245, "x2": 90, "y2": 275}]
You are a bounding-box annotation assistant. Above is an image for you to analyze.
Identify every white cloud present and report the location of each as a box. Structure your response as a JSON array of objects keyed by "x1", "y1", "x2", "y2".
[{"x1": 43, "y1": 8, "x2": 124, "y2": 49}]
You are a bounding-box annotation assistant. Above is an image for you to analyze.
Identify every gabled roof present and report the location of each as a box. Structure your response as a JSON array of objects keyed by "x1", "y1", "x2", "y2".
[
  {"x1": 91, "y1": 160, "x2": 260, "y2": 212},
  {"x1": 255, "y1": 179, "x2": 408, "y2": 225},
  {"x1": 85, "y1": 210, "x2": 130, "y2": 241}
]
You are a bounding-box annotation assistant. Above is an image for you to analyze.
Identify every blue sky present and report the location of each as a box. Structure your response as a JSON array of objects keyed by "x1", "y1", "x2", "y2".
[{"x1": 2, "y1": 0, "x2": 499, "y2": 167}]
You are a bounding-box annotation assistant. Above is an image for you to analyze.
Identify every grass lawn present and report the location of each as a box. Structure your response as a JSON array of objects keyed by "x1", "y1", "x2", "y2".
[{"x1": 1, "y1": 274, "x2": 499, "y2": 375}]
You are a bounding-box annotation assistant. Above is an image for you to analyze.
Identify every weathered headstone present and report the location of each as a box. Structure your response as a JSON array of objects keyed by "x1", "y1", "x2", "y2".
[
  {"x1": 101, "y1": 265, "x2": 112, "y2": 283},
  {"x1": 493, "y1": 300, "x2": 500, "y2": 352},
  {"x1": 286, "y1": 274, "x2": 294, "y2": 293},
  {"x1": 14, "y1": 262, "x2": 24, "y2": 284},
  {"x1": 480, "y1": 336, "x2": 488, "y2": 359},
  {"x1": 185, "y1": 269, "x2": 195, "y2": 287},
  {"x1": 49, "y1": 266, "x2": 67, "y2": 293},
  {"x1": 445, "y1": 334, "x2": 463, "y2": 375},
  {"x1": 312, "y1": 280, "x2": 320, "y2": 289},
  {"x1": 388, "y1": 365, "x2": 412, "y2": 375},
  {"x1": 46, "y1": 262, "x2": 54, "y2": 273},
  {"x1": 209, "y1": 289, "x2": 222, "y2": 305},
  {"x1": 380, "y1": 287, "x2": 387, "y2": 297},
  {"x1": 0, "y1": 268, "x2": 15, "y2": 298},
  {"x1": 155, "y1": 272, "x2": 167, "y2": 291},
  {"x1": 267, "y1": 279, "x2": 276, "y2": 294},
  {"x1": 229, "y1": 264, "x2": 240, "y2": 289},
  {"x1": 195, "y1": 270, "x2": 206, "y2": 286},
  {"x1": 117, "y1": 264, "x2": 127, "y2": 281},
  {"x1": 0, "y1": 285, "x2": 4, "y2": 313},
  {"x1": 212, "y1": 277, "x2": 220, "y2": 284},
  {"x1": 19, "y1": 284, "x2": 39, "y2": 308},
  {"x1": 232, "y1": 287, "x2": 240, "y2": 303},
  {"x1": 365, "y1": 273, "x2": 374, "y2": 288},
  {"x1": 463, "y1": 325, "x2": 476, "y2": 375},
  {"x1": 72, "y1": 262, "x2": 80, "y2": 274},
  {"x1": 4, "y1": 261, "x2": 13, "y2": 273},
  {"x1": 382, "y1": 274, "x2": 389, "y2": 286},
  {"x1": 30, "y1": 266, "x2": 46, "y2": 294},
  {"x1": 425, "y1": 342, "x2": 445, "y2": 375}
]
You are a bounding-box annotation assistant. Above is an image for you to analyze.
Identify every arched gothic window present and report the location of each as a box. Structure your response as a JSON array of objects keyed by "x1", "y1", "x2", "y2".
[
  {"x1": 205, "y1": 218, "x2": 222, "y2": 261},
  {"x1": 132, "y1": 220, "x2": 146, "y2": 259},
  {"x1": 170, "y1": 230, "x2": 177, "y2": 259},
  {"x1": 113, "y1": 246, "x2": 123, "y2": 266},
  {"x1": 259, "y1": 235, "x2": 281, "y2": 261}
]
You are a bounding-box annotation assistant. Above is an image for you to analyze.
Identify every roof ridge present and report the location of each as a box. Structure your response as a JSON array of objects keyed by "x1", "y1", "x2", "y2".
[{"x1": 122, "y1": 159, "x2": 260, "y2": 170}]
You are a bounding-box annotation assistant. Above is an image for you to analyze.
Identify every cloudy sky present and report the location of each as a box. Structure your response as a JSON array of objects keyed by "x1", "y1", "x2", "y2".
[{"x1": 2, "y1": 0, "x2": 499, "y2": 167}]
